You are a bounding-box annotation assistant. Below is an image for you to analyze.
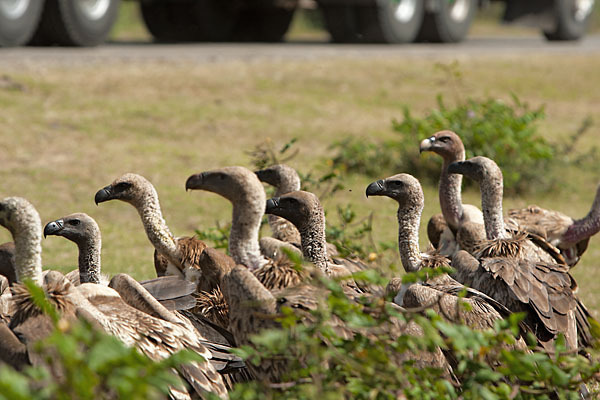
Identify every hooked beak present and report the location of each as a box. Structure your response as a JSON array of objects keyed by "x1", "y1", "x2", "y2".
[
  {"x1": 265, "y1": 197, "x2": 280, "y2": 214},
  {"x1": 43, "y1": 219, "x2": 64, "y2": 238},
  {"x1": 365, "y1": 180, "x2": 385, "y2": 198},
  {"x1": 419, "y1": 137, "x2": 434, "y2": 153},
  {"x1": 94, "y1": 186, "x2": 113, "y2": 205},
  {"x1": 185, "y1": 172, "x2": 205, "y2": 191}
]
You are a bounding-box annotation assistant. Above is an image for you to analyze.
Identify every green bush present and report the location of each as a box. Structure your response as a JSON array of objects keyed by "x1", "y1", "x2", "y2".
[
  {"x1": 330, "y1": 94, "x2": 559, "y2": 195},
  {"x1": 228, "y1": 266, "x2": 600, "y2": 399}
]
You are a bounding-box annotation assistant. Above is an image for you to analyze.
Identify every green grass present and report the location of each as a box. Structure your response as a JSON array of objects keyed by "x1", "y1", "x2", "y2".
[{"x1": 0, "y1": 54, "x2": 598, "y2": 314}]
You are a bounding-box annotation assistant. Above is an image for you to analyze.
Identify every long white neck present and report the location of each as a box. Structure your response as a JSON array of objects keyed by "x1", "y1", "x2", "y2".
[
  {"x1": 133, "y1": 193, "x2": 180, "y2": 263},
  {"x1": 480, "y1": 174, "x2": 507, "y2": 240},
  {"x1": 564, "y1": 185, "x2": 600, "y2": 244},
  {"x1": 397, "y1": 205, "x2": 423, "y2": 273},
  {"x1": 297, "y1": 211, "x2": 328, "y2": 274},
  {"x1": 440, "y1": 150, "x2": 465, "y2": 230},
  {"x1": 229, "y1": 197, "x2": 268, "y2": 271},
  {"x1": 14, "y1": 219, "x2": 43, "y2": 286}
]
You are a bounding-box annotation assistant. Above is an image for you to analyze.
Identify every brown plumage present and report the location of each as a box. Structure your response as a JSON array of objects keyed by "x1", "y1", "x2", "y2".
[
  {"x1": 94, "y1": 173, "x2": 207, "y2": 282},
  {"x1": 507, "y1": 184, "x2": 600, "y2": 267},
  {"x1": 195, "y1": 287, "x2": 229, "y2": 329},
  {"x1": 448, "y1": 157, "x2": 589, "y2": 350}
]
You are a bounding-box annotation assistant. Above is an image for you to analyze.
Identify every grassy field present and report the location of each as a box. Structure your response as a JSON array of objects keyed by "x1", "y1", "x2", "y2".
[{"x1": 0, "y1": 50, "x2": 599, "y2": 313}]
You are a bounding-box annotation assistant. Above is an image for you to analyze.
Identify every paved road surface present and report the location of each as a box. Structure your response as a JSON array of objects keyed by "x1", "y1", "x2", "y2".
[{"x1": 0, "y1": 35, "x2": 599, "y2": 66}]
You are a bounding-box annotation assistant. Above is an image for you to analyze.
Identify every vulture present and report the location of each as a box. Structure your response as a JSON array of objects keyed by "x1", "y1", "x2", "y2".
[
  {"x1": 364, "y1": 173, "x2": 528, "y2": 336},
  {"x1": 0, "y1": 196, "x2": 232, "y2": 399},
  {"x1": 507, "y1": 183, "x2": 600, "y2": 267},
  {"x1": 94, "y1": 173, "x2": 207, "y2": 283},
  {"x1": 43, "y1": 212, "x2": 197, "y2": 311},
  {"x1": 264, "y1": 190, "x2": 381, "y2": 296},
  {"x1": 447, "y1": 157, "x2": 591, "y2": 350},
  {"x1": 256, "y1": 164, "x2": 338, "y2": 259},
  {"x1": 419, "y1": 130, "x2": 484, "y2": 252},
  {"x1": 186, "y1": 166, "x2": 304, "y2": 291}
]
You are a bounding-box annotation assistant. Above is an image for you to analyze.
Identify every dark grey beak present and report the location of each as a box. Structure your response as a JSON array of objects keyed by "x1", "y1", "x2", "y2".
[
  {"x1": 185, "y1": 173, "x2": 205, "y2": 191},
  {"x1": 365, "y1": 180, "x2": 385, "y2": 197},
  {"x1": 44, "y1": 219, "x2": 64, "y2": 238},
  {"x1": 265, "y1": 197, "x2": 280, "y2": 214},
  {"x1": 94, "y1": 186, "x2": 112, "y2": 205}
]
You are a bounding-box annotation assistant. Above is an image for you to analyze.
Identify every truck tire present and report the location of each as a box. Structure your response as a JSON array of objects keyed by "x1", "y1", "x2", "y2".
[
  {"x1": 321, "y1": 0, "x2": 424, "y2": 43},
  {"x1": 417, "y1": 0, "x2": 477, "y2": 43},
  {"x1": 543, "y1": 0, "x2": 594, "y2": 40},
  {"x1": 31, "y1": 0, "x2": 119, "y2": 46},
  {"x1": 234, "y1": 6, "x2": 296, "y2": 42},
  {"x1": 0, "y1": 0, "x2": 44, "y2": 47},
  {"x1": 140, "y1": 0, "x2": 237, "y2": 42}
]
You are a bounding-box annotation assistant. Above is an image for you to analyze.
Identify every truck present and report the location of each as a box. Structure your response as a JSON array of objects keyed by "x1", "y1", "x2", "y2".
[{"x1": 0, "y1": 0, "x2": 595, "y2": 47}]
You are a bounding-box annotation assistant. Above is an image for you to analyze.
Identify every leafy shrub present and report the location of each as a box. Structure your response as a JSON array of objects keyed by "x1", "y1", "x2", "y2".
[
  {"x1": 330, "y1": 94, "x2": 559, "y2": 195},
  {"x1": 228, "y1": 266, "x2": 600, "y2": 399}
]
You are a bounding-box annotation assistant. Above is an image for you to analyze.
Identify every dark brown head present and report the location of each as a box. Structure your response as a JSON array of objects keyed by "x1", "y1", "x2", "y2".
[
  {"x1": 447, "y1": 156, "x2": 503, "y2": 186},
  {"x1": 419, "y1": 130, "x2": 465, "y2": 162},
  {"x1": 255, "y1": 164, "x2": 301, "y2": 194},
  {"x1": 94, "y1": 173, "x2": 157, "y2": 208},
  {"x1": 185, "y1": 166, "x2": 266, "y2": 209},
  {"x1": 44, "y1": 213, "x2": 101, "y2": 247},
  {"x1": 365, "y1": 173, "x2": 424, "y2": 210},
  {"x1": 265, "y1": 190, "x2": 323, "y2": 231}
]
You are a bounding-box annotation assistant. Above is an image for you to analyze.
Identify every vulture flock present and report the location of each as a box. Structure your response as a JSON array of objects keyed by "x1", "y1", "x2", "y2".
[{"x1": 0, "y1": 130, "x2": 599, "y2": 398}]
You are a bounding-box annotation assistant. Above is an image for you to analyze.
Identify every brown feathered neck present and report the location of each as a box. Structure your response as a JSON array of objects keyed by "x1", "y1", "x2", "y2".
[
  {"x1": 397, "y1": 200, "x2": 424, "y2": 273},
  {"x1": 474, "y1": 231, "x2": 528, "y2": 259},
  {"x1": 10, "y1": 279, "x2": 74, "y2": 328},
  {"x1": 440, "y1": 151, "x2": 466, "y2": 231}
]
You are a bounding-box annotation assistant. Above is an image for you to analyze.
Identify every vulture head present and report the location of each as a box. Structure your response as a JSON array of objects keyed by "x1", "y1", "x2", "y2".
[
  {"x1": 186, "y1": 166, "x2": 266, "y2": 207},
  {"x1": 255, "y1": 164, "x2": 301, "y2": 193},
  {"x1": 44, "y1": 213, "x2": 100, "y2": 246},
  {"x1": 419, "y1": 130, "x2": 465, "y2": 162},
  {"x1": 447, "y1": 156, "x2": 503, "y2": 186},
  {"x1": 265, "y1": 190, "x2": 323, "y2": 232},
  {"x1": 94, "y1": 173, "x2": 157, "y2": 209},
  {"x1": 365, "y1": 173, "x2": 424, "y2": 211}
]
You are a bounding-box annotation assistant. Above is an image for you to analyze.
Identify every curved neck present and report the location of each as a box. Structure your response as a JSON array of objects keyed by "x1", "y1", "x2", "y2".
[
  {"x1": 397, "y1": 205, "x2": 423, "y2": 273},
  {"x1": 14, "y1": 225, "x2": 42, "y2": 286},
  {"x1": 480, "y1": 176, "x2": 507, "y2": 240},
  {"x1": 77, "y1": 237, "x2": 101, "y2": 284},
  {"x1": 134, "y1": 196, "x2": 179, "y2": 263},
  {"x1": 297, "y1": 213, "x2": 328, "y2": 274},
  {"x1": 229, "y1": 203, "x2": 267, "y2": 271},
  {"x1": 564, "y1": 186, "x2": 600, "y2": 243},
  {"x1": 440, "y1": 155, "x2": 465, "y2": 230}
]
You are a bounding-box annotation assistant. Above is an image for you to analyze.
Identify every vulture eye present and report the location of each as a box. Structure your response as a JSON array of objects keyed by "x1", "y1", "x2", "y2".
[
  {"x1": 68, "y1": 219, "x2": 80, "y2": 226},
  {"x1": 438, "y1": 136, "x2": 450, "y2": 143},
  {"x1": 114, "y1": 182, "x2": 131, "y2": 192}
]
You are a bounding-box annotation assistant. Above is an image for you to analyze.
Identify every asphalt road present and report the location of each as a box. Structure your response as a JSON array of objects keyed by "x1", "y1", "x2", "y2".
[{"x1": 0, "y1": 35, "x2": 599, "y2": 66}]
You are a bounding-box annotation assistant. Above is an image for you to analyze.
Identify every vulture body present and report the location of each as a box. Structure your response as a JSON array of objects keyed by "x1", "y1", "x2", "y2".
[
  {"x1": 186, "y1": 166, "x2": 305, "y2": 291},
  {"x1": 448, "y1": 157, "x2": 591, "y2": 350}
]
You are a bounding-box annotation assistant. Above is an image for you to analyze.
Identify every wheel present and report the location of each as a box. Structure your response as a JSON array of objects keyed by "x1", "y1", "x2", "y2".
[
  {"x1": 417, "y1": 0, "x2": 477, "y2": 43},
  {"x1": 31, "y1": 0, "x2": 120, "y2": 46},
  {"x1": 0, "y1": 0, "x2": 45, "y2": 47},
  {"x1": 233, "y1": 6, "x2": 296, "y2": 42},
  {"x1": 321, "y1": 0, "x2": 424, "y2": 43},
  {"x1": 543, "y1": 0, "x2": 595, "y2": 40}
]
